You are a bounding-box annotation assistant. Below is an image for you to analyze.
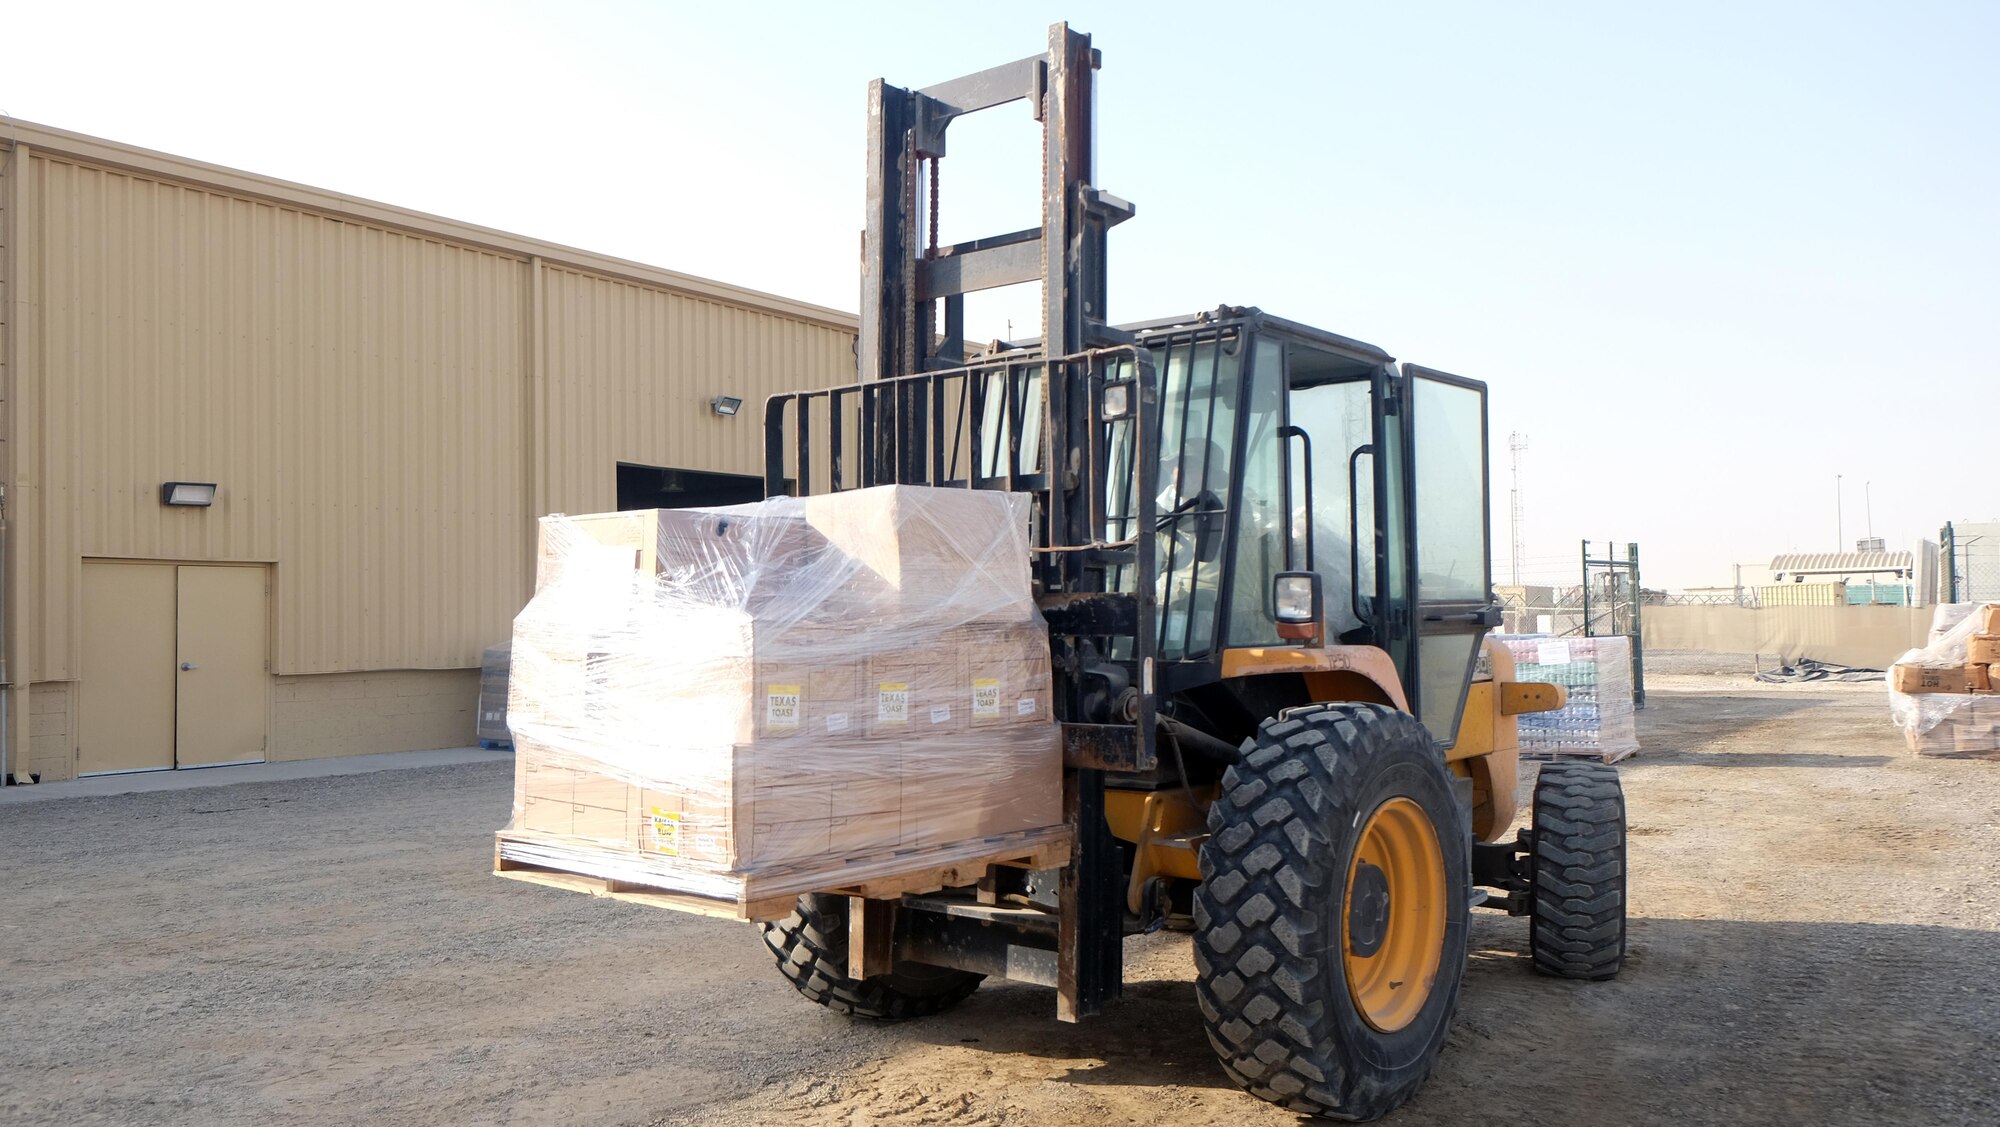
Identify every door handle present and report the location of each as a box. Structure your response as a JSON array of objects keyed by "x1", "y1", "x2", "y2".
[
  {"x1": 181, "y1": 662, "x2": 199, "y2": 671},
  {"x1": 1422, "y1": 606, "x2": 1503, "y2": 627}
]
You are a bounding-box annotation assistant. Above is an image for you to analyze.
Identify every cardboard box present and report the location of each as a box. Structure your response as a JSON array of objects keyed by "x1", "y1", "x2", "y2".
[
  {"x1": 899, "y1": 742, "x2": 1062, "y2": 848},
  {"x1": 572, "y1": 771, "x2": 633, "y2": 816},
  {"x1": 1968, "y1": 634, "x2": 2000, "y2": 667},
  {"x1": 799, "y1": 487, "x2": 1036, "y2": 623},
  {"x1": 865, "y1": 642, "x2": 969, "y2": 736},
  {"x1": 751, "y1": 818, "x2": 835, "y2": 865},
  {"x1": 750, "y1": 651, "x2": 868, "y2": 741},
  {"x1": 1973, "y1": 664, "x2": 1995, "y2": 693},
  {"x1": 785, "y1": 753, "x2": 902, "y2": 817},
  {"x1": 1983, "y1": 604, "x2": 2000, "y2": 635},
  {"x1": 508, "y1": 641, "x2": 596, "y2": 733},
  {"x1": 1902, "y1": 696, "x2": 1994, "y2": 757},
  {"x1": 1904, "y1": 718, "x2": 1960, "y2": 756},
  {"x1": 571, "y1": 623, "x2": 868, "y2": 747},
  {"x1": 518, "y1": 728, "x2": 1061, "y2": 875},
  {"x1": 1954, "y1": 720, "x2": 2000, "y2": 758},
  {"x1": 519, "y1": 737, "x2": 931, "y2": 871},
  {"x1": 535, "y1": 507, "x2": 827, "y2": 592},
  {"x1": 636, "y1": 787, "x2": 738, "y2": 866},
  {"x1": 897, "y1": 725, "x2": 1062, "y2": 846},
  {"x1": 829, "y1": 813, "x2": 906, "y2": 856},
  {"x1": 1891, "y1": 664, "x2": 1980, "y2": 694},
  {"x1": 570, "y1": 800, "x2": 635, "y2": 844},
  {"x1": 959, "y1": 621, "x2": 1053, "y2": 727},
  {"x1": 518, "y1": 795, "x2": 573, "y2": 835},
  {"x1": 515, "y1": 741, "x2": 579, "y2": 801}
]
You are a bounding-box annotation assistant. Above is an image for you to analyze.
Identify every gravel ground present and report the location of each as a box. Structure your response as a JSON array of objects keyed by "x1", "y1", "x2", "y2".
[{"x1": 3, "y1": 668, "x2": 1997, "y2": 1126}]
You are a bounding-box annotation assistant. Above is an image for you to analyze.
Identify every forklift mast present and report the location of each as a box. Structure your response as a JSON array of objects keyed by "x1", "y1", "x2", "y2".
[
  {"x1": 858, "y1": 22, "x2": 1132, "y2": 380},
  {"x1": 767, "y1": 22, "x2": 1153, "y2": 1019}
]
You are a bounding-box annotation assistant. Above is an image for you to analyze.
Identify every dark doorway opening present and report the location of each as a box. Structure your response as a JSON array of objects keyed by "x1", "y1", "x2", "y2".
[{"x1": 615, "y1": 463, "x2": 764, "y2": 511}]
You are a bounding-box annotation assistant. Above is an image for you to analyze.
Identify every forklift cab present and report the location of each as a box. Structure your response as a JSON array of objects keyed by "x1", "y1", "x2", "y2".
[{"x1": 1091, "y1": 308, "x2": 1497, "y2": 747}]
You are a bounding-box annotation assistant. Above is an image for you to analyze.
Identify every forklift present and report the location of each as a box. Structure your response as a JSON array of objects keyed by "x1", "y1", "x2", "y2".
[{"x1": 758, "y1": 24, "x2": 1626, "y2": 1121}]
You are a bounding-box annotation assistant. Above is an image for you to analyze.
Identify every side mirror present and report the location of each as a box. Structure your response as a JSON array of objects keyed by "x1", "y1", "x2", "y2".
[{"x1": 1273, "y1": 571, "x2": 1322, "y2": 642}]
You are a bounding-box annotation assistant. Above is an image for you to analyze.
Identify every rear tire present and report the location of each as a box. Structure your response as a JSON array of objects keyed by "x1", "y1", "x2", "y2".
[
  {"x1": 760, "y1": 894, "x2": 983, "y2": 1019},
  {"x1": 1528, "y1": 760, "x2": 1626, "y2": 980},
  {"x1": 1194, "y1": 703, "x2": 1470, "y2": 1121}
]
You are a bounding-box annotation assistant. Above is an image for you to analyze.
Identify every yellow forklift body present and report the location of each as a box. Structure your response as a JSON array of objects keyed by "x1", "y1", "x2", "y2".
[
  {"x1": 1110, "y1": 639, "x2": 1571, "y2": 875},
  {"x1": 1218, "y1": 645, "x2": 1409, "y2": 710}
]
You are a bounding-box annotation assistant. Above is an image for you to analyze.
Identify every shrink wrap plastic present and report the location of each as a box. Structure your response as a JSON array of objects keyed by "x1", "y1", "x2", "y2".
[
  {"x1": 503, "y1": 485, "x2": 1065, "y2": 901},
  {"x1": 1889, "y1": 603, "x2": 2000, "y2": 759},
  {"x1": 1493, "y1": 635, "x2": 1640, "y2": 763},
  {"x1": 1929, "y1": 602, "x2": 1980, "y2": 645}
]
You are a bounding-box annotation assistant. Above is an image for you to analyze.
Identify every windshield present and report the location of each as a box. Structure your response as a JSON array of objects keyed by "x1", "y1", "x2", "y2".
[{"x1": 1106, "y1": 334, "x2": 1246, "y2": 661}]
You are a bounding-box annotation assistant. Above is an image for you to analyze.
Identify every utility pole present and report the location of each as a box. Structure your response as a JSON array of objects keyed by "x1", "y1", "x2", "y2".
[
  {"x1": 1508, "y1": 432, "x2": 1528, "y2": 587},
  {"x1": 1836, "y1": 473, "x2": 1844, "y2": 550},
  {"x1": 1865, "y1": 480, "x2": 1873, "y2": 540}
]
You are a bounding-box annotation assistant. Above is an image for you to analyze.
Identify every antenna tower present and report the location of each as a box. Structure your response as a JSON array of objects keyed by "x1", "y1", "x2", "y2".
[{"x1": 1509, "y1": 431, "x2": 1528, "y2": 587}]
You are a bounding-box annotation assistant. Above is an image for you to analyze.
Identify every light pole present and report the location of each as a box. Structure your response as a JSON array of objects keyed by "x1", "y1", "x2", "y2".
[{"x1": 1836, "y1": 474, "x2": 1843, "y2": 551}]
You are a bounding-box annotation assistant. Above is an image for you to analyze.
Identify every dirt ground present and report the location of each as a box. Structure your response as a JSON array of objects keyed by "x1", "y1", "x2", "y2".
[{"x1": 4, "y1": 656, "x2": 1998, "y2": 1127}]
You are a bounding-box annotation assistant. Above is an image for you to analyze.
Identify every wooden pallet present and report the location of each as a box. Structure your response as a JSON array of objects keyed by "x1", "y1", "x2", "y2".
[
  {"x1": 1520, "y1": 747, "x2": 1638, "y2": 765},
  {"x1": 493, "y1": 825, "x2": 1072, "y2": 923}
]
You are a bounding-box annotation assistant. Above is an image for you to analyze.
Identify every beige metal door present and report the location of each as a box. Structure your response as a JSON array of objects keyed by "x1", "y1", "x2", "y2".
[
  {"x1": 79, "y1": 561, "x2": 179, "y2": 775},
  {"x1": 174, "y1": 565, "x2": 269, "y2": 768}
]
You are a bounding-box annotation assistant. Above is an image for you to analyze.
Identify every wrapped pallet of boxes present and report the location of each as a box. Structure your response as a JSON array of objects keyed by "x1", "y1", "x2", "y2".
[
  {"x1": 497, "y1": 485, "x2": 1067, "y2": 919},
  {"x1": 1492, "y1": 635, "x2": 1640, "y2": 762},
  {"x1": 1888, "y1": 602, "x2": 2000, "y2": 760}
]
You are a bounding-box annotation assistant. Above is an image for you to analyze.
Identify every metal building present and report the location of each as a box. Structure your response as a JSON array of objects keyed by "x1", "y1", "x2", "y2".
[{"x1": 0, "y1": 120, "x2": 856, "y2": 783}]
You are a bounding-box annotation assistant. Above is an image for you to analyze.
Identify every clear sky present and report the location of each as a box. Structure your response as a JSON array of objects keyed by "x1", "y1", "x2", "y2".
[{"x1": 6, "y1": 1, "x2": 1995, "y2": 589}]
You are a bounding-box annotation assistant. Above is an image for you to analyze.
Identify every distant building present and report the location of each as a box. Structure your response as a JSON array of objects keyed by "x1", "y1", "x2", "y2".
[{"x1": 1766, "y1": 541, "x2": 1935, "y2": 607}]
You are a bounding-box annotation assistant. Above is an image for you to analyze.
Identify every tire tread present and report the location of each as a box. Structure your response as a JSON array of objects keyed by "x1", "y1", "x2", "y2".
[
  {"x1": 1194, "y1": 703, "x2": 1468, "y2": 1121},
  {"x1": 1529, "y1": 760, "x2": 1627, "y2": 981},
  {"x1": 759, "y1": 894, "x2": 982, "y2": 1020}
]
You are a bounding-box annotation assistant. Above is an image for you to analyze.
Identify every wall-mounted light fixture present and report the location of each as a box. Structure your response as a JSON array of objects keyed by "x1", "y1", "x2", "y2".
[
  {"x1": 161, "y1": 481, "x2": 218, "y2": 507},
  {"x1": 710, "y1": 395, "x2": 744, "y2": 417}
]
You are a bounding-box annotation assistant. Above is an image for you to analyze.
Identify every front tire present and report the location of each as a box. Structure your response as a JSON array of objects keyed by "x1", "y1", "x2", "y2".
[
  {"x1": 760, "y1": 894, "x2": 983, "y2": 1019},
  {"x1": 1194, "y1": 704, "x2": 1470, "y2": 1121},
  {"x1": 1528, "y1": 760, "x2": 1626, "y2": 980}
]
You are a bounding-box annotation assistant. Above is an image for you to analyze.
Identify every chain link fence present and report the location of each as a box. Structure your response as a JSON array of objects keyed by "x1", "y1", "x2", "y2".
[{"x1": 1945, "y1": 529, "x2": 2000, "y2": 603}]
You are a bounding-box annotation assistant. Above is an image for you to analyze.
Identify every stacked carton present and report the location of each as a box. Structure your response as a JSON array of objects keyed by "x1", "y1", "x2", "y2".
[
  {"x1": 1890, "y1": 604, "x2": 2000, "y2": 759},
  {"x1": 1493, "y1": 635, "x2": 1640, "y2": 763},
  {"x1": 474, "y1": 642, "x2": 512, "y2": 746},
  {"x1": 502, "y1": 486, "x2": 1064, "y2": 904}
]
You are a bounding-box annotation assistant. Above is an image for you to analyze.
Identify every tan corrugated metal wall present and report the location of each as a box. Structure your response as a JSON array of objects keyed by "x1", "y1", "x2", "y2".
[
  {"x1": 7, "y1": 132, "x2": 855, "y2": 680},
  {"x1": 540, "y1": 267, "x2": 854, "y2": 513}
]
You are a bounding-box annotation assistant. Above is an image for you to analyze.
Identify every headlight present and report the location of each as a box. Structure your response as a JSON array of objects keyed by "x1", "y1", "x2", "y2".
[{"x1": 1100, "y1": 380, "x2": 1133, "y2": 422}]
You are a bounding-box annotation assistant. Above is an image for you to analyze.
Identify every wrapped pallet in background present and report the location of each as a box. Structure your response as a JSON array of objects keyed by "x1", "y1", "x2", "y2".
[
  {"x1": 1889, "y1": 602, "x2": 2000, "y2": 760},
  {"x1": 500, "y1": 485, "x2": 1065, "y2": 908},
  {"x1": 1493, "y1": 635, "x2": 1641, "y2": 763},
  {"x1": 474, "y1": 642, "x2": 513, "y2": 747}
]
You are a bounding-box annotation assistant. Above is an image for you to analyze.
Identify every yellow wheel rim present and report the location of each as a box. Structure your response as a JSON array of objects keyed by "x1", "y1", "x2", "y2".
[{"x1": 1342, "y1": 796, "x2": 1447, "y2": 1033}]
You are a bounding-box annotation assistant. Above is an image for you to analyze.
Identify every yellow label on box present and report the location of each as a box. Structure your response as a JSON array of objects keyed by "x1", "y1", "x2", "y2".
[
  {"x1": 766, "y1": 683, "x2": 802, "y2": 729},
  {"x1": 972, "y1": 677, "x2": 1001, "y2": 718},
  {"x1": 877, "y1": 682, "x2": 910, "y2": 724},
  {"x1": 647, "y1": 808, "x2": 682, "y2": 855}
]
